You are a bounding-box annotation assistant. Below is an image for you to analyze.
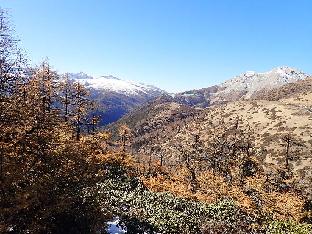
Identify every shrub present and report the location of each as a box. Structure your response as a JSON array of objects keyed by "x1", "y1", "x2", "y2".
[{"x1": 266, "y1": 220, "x2": 312, "y2": 234}]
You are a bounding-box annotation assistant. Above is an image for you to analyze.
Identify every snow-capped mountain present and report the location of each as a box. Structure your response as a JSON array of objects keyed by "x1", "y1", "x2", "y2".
[
  {"x1": 218, "y1": 66, "x2": 309, "y2": 99},
  {"x1": 68, "y1": 73, "x2": 164, "y2": 96},
  {"x1": 173, "y1": 66, "x2": 311, "y2": 108},
  {"x1": 67, "y1": 72, "x2": 166, "y2": 125},
  {"x1": 65, "y1": 67, "x2": 310, "y2": 125}
]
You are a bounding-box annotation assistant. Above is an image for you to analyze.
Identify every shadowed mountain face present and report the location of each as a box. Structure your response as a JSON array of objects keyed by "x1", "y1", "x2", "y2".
[{"x1": 68, "y1": 73, "x2": 166, "y2": 125}]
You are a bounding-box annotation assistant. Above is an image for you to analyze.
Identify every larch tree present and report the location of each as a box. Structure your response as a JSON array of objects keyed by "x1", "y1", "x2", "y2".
[
  {"x1": 58, "y1": 73, "x2": 74, "y2": 122},
  {"x1": 0, "y1": 9, "x2": 109, "y2": 233},
  {"x1": 281, "y1": 133, "x2": 304, "y2": 173},
  {"x1": 0, "y1": 7, "x2": 28, "y2": 204},
  {"x1": 71, "y1": 81, "x2": 93, "y2": 141}
]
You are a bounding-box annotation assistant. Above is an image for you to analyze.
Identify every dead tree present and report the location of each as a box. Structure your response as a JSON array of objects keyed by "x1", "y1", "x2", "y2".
[{"x1": 281, "y1": 133, "x2": 304, "y2": 173}]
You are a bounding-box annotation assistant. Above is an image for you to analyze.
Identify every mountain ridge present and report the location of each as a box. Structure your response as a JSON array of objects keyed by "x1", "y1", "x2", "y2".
[
  {"x1": 68, "y1": 72, "x2": 165, "y2": 96},
  {"x1": 67, "y1": 66, "x2": 311, "y2": 125},
  {"x1": 173, "y1": 66, "x2": 310, "y2": 108}
]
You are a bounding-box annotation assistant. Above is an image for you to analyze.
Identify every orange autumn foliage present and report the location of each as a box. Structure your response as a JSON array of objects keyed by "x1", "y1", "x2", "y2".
[{"x1": 141, "y1": 164, "x2": 305, "y2": 222}]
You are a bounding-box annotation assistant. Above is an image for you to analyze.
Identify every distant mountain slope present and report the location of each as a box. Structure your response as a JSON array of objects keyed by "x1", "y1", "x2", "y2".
[
  {"x1": 67, "y1": 67, "x2": 310, "y2": 125},
  {"x1": 68, "y1": 73, "x2": 166, "y2": 125},
  {"x1": 218, "y1": 66, "x2": 308, "y2": 98},
  {"x1": 113, "y1": 96, "x2": 312, "y2": 197},
  {"x1": 69, "y1": 73, "x2": 163, "y2": 96},
  {"x1": 107, "y1": 96, "x2": 198, "y2": 138},
  {"x1": 174, "y1": 66, "x2": 310, "y2": 108},
  {"x1": 252, "y1": 76, "x2": 312, "y2": 101},
  {"x1": 108, "y1": 70, "x2": 312, "y2": 196}
]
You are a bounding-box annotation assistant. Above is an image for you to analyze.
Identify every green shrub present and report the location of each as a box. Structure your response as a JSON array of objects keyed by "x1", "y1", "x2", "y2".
[
  {"x1": 93, "y1": 177, "x2": 260, "y2": 233},
  {"x1": 266, "y1": 220, "x2": 312, "y2": 234}
]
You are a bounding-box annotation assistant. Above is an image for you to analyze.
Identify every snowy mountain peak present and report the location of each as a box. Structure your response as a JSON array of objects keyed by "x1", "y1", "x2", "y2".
[
  {"x1": 244, "y1": 71, "x2": 256, "y2": 77},
  {"x1": 68, "y1": 72, "x2": 93, "y2": 80},
  {"x1": 268, "y1": 66, "x2": 301, "y2": 76},
  {"x1": 220, "y1": 66, "x2": 310, "y2": 98},
  {"x1": 272, "y1": 65, "x2": 296, "y2": 71},
  {"x1": 100, "y1": 75, "x2": 121, "y2": 81},
  {"x1": 67, "y1": 72, "x2": 165, "y2": 96}
]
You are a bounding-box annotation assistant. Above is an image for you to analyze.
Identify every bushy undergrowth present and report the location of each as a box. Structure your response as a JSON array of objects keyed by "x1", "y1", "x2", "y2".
[
  {"x1": 90, "y1": 174, "x2": 262, "y2": 233},
  {"x1": 266, "y1": 220, "x2": 312, "y2": 234},
  {"x1": 84, "y1": 165, "x2": 311, "y2": 234}
]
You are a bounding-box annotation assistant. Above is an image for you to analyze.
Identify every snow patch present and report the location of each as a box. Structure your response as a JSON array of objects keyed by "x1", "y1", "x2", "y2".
[
  {"x1": 245, "y1": 71, "x2": 256, "y2": 77},
  {"x1": 107, "y1": 217, "x2": 126, "y2": 234}
]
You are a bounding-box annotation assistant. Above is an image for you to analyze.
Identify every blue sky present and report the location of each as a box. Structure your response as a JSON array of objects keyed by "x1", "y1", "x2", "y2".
[{"x1": 1, "y1": 0, "x2": 312, "y2": 92}]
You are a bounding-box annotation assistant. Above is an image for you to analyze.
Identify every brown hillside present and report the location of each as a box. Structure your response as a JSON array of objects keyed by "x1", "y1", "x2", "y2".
[{"x1": 252, "y1": 76, "x2": 312, "y2": 101}]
